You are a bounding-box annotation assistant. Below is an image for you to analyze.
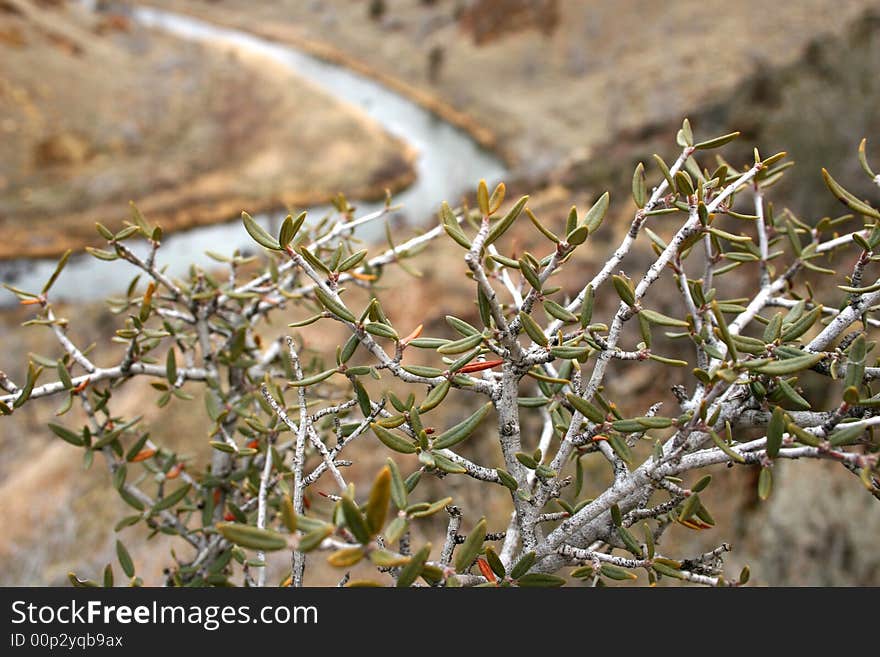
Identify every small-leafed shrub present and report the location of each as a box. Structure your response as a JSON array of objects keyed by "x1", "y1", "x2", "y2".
[{"x1": 3, "y1": 121, "x2": 879, "y2": 587}]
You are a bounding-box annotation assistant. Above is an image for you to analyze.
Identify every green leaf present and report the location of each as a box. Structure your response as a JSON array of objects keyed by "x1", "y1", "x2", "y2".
[
  {"x1": 42, "y1": 249, "x2": 72, "y2": 295},
  {"x1": 401, "y1": 364, "x2": 445, "y2": 378},
  {"x1": 565, "y1": 393, "x2": 605, "y2": 423},
  {"x1": 95, "y1": 222, "x2": 114, "y2": 240},
  {"x1": 828, "y1": 423, "x2": 866, "y2": 446},
  {"x1": 509, "y1": 551, "x2": 536, "y2": 579},
  {"x1": 486, "y1": 195, "x2": 529, "y2": 246},
  {"x1": 610, "y1": 504, "x2": 623, "y2": 527},
  {"x1": 822, "y1": 169, "x2": 880, "y2": 219},
  {"x1": 85, "y1": 247, "x2": 119, "y2": 261},
  {"x1": 526, "y1": 208, "x2": 559, "y2": 243},
  {"x1": 409, "y1": 496, "x2": 453, "y2": 519},
  {"x1": 13, "y1": 363, "x2": 39, "y2": 409},
  {"x1": 839, "y1": 281, "x2": 880, "y2": 294},
  {"x1": 612, "y1": 275, "x2": 636, "y2": 307},
  {"x1": 209, "y1": 440, "x2": 237, "y2": 454},
  {"x1": 709, "y1": 429, "x2": 745, "y2": 464},
  {"x1": 675, "y1": 170, "x2": 695, "y2": 197},
  {"x1": 477, "y1": 179, "x2": 490, "y2": 216},
  {"x1": 55, "y1": 358, "x2": 73, "y2": 390},
  {"x1": 298, "y1": 525, "x2": 334, "y2": 552},
  {"x1": 787, "y1": 421, "x2": 821, "y2": 447},
  {"x1": 279, "y1": 212, "x2": 306, "y2": 249},
  {"x1": 565, "y1": 206, "x2": 578, "y2": 235},
  {"x1": 445, "y1": 315, "x2": 480, "y2": 337},
  {"x1": 280, "y1": 494, "x2": 297, "y2": 532},
  {"x1": 679, "y1": 493, "x2": 701, "y2": 522},
  {"x1": 566, "y1": 225, "x2": 589, "y2": 246},
  {"x1": 385, "y1": 459, "x2": 408, "y2": 511},
  {"x1": 49, "y1": 422, "x2": 84, "y2": 447},
  {"x1": 693, "y1": 131, "x2": 740, "y2": 150},
  {"x1": 517, "y1": 573, "x2": 566, "y2": 587},
  {"x1": 420, "y1": 380, "x2": 451, "y2": 412},
  {"x1": 780, "y1": 305, "x2": 822, "y2": 342},
  {"x1": 757, "y1": 467, "x2": 772, "y2": 500},
  {"x1": 518, "y1": 257, "x2": 542, "y2": 291},
  {"x1": 600, "y1": 564, "x2": 637, "y2": 581},
  {"x1": 543, "y1": 299, "x2": 578, "y2": 323},
  {"x1": 432, "y1": 402, "x2": 493, "y2": 450},
  {"x1": 365, "y1": 322, "x2": 399, "y2": 341},
  {"x1": 370, "y1": 549, "x2": 410, "y2": 568},
  {"x1": 455, "y1": 517, "x2": 487, "y2": 573},
  {"x1": 217, "y1": 522, "x2": 288, "y2": 551},
  {"x1": 519, "y1": 311, "x2": 548, "y2": 346},
  {"x1": 766, "y1": 406, "x2": 785, "y2": 458},
  {"x1": 632, "y1": 162, "x2": 647, "y2": 208},
  {"x1": 617, "y1": 526, "x2": 643, "y2": 556},
  {"x1": 103, "y1": 564, "x2": 114, "y2": 588},
  {"x1": 751, "y1": 352, "x2": 824, "y2": 376},
  {"x1": 583, "y1": 192, "x2": 610, "y2": 233},
  {"x1": 365, "y1": 466, "x2": 392, "y2": 534},
  {"x1": 640, "y1": 308, "x2": 689, "y2": 328},
  {"x1": 116, "y1": 540, "x2": 135, "y2": 578},
  {"x1": 484, "y1": 546, "x2": 506, "y2": 579},
  {"x1": 488, "y1": 182, "x2": 506, "y2": 214},
  {"x1": 580, "y1": 285, "x2": 595, "y2": 328},
  {"x1": 636, "y1": 416, "x2": 673, "y2": 429},
  {"x1": 338, "y1": 248, "x2": 368, "y2": 273},
  {"x1": 152, "y1": 484, "x2": 191, "y2": 513},
  {"x1": 440, "y1": 203, "x2": 471, "y2": 249},
  {"x1": 763, "y1": 313, "x2": 783, "y2": 343},
  {"x1": 431, "y1": 451, "x2": 467, "y2": 474},
  {"x1": 858, "y1": 138, "x2": 876, "y2": 177},
  {"x1": 437, "y1": 332, "x2": 484, "y2": 355},
  {"x1": 397, "y1": 543, "x2": 431, "y2": 588},
  {"x1": 515, "y1": 452, "x2": 538, "y2": 469},
  {"x1": 692, "y1": 474, "x2": 712, "y2": 493},
  {"x1": 165, "y1": 348, "x2": 177, "y2": 386},
  {"x1": 677, "y1": 118, "x2": 694, "y2": 147},
  {"x1": 314, "y1": 288, "x2": 356, "y2": 323},
  {"x1": 371, "y1": 423, "x2": 417, "y2": 454},
  {"x1": 549, "y1": 345, "x2": 590, "y2": 360},
  {"x1": 496, "y1": 468, "x2": 519, "y2": 491},
  {"x1": 242, "y1": 212, "x2": 281, "y2": 250},
  {"x1": 68, "y1": 572, "x2": 99, "y2": 588},
  {"x1": 327, "y1": 546, "x2": 366, "y2": 568},
  {"x1": 611, "y1": 419, "x2": 644, "y2": 433},
  {"x1": 299, "y1": 245, "x2": 332, "y2": 277},
  {"x1": 341, "y1": 496, "x2": 372, "y2": 544},
  {"x1": 653, "y1": 562, "x2": 684, "y2": 580},
  {"x1": 653, "y1": 154, "x2": 676, "y2": 190},
  {"x1": 288, "y1": 368, "x2": 337, "y2": 387},
  {"x1": 607, "y1": 435, "x2": 633, "y2": 464},
  {"x1": 288, "y1": 313, "x2": 324, "y2": 328}
]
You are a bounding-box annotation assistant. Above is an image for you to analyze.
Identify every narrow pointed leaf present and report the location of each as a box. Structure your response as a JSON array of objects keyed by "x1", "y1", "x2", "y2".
[
  {"x1": 217, "y1": 523, "x2": 287, "y2": 551},
  {"x1": 432, "y1": 402, "x2": 493, "y2": 450},
  {"x1": 455, "y1": 517, "x2": 487, "y2": 573},
  {"x1": 371, "y1": 423, "x2": 417, "y2": 454},
  {"x1": 242, "y1": 212, "x2": 281, "y2": 250}
]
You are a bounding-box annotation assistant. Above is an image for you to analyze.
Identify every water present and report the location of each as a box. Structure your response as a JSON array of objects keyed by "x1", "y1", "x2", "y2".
[{"x1": 0, "y1": 6, "x2": 506, "y2": 304}]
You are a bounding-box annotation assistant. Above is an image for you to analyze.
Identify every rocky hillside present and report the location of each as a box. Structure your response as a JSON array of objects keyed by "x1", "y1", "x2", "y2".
[{"x1": 0, "y1": 0, "x2": 415, "y2": 259}]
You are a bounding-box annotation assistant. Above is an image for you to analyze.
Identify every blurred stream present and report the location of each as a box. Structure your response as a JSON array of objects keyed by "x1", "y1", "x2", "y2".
[{"x1": 0, "y1": 5, "x2": 506, "y2": 304}]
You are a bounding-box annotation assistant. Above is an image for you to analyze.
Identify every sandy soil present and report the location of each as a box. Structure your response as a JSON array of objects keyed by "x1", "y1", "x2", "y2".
[
  {"x1": 0, "y1": 1, "x2": 416, "y2": 259},
  {"x1": 141, "y1": 0, "x2": 876, "y2": 175}
]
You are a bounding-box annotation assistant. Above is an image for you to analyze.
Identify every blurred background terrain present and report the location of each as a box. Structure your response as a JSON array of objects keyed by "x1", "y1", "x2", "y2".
[{"x1": 1, "y1": 0, "x2": 878, "y2": 585}]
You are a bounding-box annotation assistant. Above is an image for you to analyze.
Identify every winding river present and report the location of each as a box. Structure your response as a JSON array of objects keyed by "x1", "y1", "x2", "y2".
[{"x1": 0, "y1": 6, "x2": 506, "y2": 305}]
